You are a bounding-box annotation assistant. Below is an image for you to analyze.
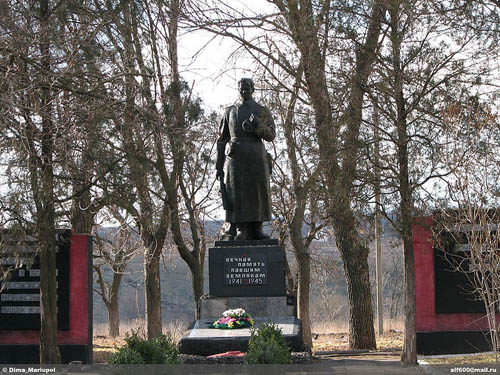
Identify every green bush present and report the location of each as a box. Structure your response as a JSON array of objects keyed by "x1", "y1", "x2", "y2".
[
  {"x1": 108, "y1": 346, "x2": 144, "y2": 365},
  {"x1": 244, "y1": 322, "x2": 291, "y2": 364},
  {"x1": 108, "y1": 330, "x2": 179, "y2": 364}
]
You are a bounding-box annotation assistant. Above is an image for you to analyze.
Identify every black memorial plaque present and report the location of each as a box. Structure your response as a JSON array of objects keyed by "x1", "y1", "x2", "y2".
[
  {"x1": 434, "y1": 231, "x2": 485, "y2": 314},
  {"x1": 0, "y1": 229, "x2": 71, "y2": 330},
  {"x1": 209, "y1": 244, "x2": 286, "y2": 297}
]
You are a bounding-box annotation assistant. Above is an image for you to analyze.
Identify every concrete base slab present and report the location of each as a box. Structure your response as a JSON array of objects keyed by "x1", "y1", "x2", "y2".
[
  {"x1": 178, "y1": 316, "x2": 304, "y2": 355},
  {"x1": 199, "y1": 295, "x2": 296, "y2": 319}
]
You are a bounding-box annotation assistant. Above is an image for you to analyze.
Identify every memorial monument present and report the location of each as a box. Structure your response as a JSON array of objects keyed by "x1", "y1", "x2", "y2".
[
  {"x1": 216, "y1": 77, "x2": 275, "y2": 241},
  {"x1": 178, "y1": 79, "x2": 304, "y2": 356}
]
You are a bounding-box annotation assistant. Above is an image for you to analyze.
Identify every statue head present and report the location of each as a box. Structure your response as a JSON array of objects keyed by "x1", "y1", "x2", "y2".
[{"x1": 238, "y1": 78, "x2": 254, "y2": 101}]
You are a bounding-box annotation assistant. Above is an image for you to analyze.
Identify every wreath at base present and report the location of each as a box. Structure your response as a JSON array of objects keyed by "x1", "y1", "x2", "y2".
[{"x1": 210, "y1": 308, "x2": 254, "y2": 329}]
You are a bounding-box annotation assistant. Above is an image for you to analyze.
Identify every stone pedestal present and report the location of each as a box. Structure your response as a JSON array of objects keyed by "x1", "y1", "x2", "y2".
[
  {"x1": 178, "y1": 239, "x2": 304, "y2": 355},
  {"x1": 178, "y1": 317, "x2": 304, "y2": 356}
]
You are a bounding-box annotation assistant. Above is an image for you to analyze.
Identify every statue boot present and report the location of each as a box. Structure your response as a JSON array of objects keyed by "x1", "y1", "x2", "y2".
[
  {"x1": 220, "y1": 223, "x2": 236, "y2": 241},
  {"x1": 250, "y1": 222, "x2": 270, "y2": 240},
  {"x1": 235, "y1": 223, "x2": 249, "y2": 241}
]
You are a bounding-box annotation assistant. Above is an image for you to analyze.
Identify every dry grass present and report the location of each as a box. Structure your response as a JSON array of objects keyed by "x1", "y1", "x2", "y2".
[
  {"x1": 311, "y1": 318, "x2": 404, "y2": 335},
  {"x1": 312, "y1": 319, "x2": 404, "y2": 353},
  {"x1": 92, "y1": 319, "x2": 188, "y2": 363},
  {"x1": 424, "y1": 353, "x2": 500, "y2": 365}
]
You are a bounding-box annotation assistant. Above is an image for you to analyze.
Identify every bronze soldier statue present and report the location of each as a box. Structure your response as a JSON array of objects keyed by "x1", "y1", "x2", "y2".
[{"x1": 216, "y1": 78, "x2": 275, "y2": 240}]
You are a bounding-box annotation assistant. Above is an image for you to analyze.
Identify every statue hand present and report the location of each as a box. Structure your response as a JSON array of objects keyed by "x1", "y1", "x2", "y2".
[
  {"x1": 216, "y1": 169, "x2": 223, "y2": 180},
  {"x1": 242, "y1": 113, "x2": 257, "y2": 132}
]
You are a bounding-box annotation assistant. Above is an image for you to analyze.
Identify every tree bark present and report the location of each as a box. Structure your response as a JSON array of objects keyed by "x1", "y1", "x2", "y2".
[
  {"x1": 38, "y1": 0, "x2": 60, "y2": 364},
  {"x1": 287, "y1": 196, "x2": 313, "y2": 348},
  {"x1": 373, "y1": 97, "x2": 384, "y2": 335},
  {"x1": 296, "y1": 250, "x2": 312, "y2": 349},
  {"x1": 332, "y1": 206, "x2": 377, "y2": 349},
  {"x1": 39, "y1": 227, "x2": 60, "y2": 364},
  {"x1": 71, "y1": 189, "x2": 93, "y2": 234},
  {"x1": 144, "y1": 239, "x2": 163, "y2": 339},
  {"x1": 108, "y1": 301, "x2": 120, "y2": 339},
  {"x1": 190, "y1": 262, "x2": 204, "y2": 320},
  {"x1": 108, "y1": 269, "x2": 124, "y2": 338}
]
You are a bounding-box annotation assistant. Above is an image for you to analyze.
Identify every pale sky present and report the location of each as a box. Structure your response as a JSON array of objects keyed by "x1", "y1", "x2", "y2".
[
  {"x1": 178, "y1": 31, "x2": 243, "y2": 110},
  {"x1": 177, "y1": 0, "x2": 275, "y2": 111}
]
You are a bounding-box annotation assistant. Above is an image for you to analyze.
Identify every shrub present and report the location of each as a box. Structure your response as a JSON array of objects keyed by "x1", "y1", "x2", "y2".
[
  {"x1": 244, "y1": 322, "x2": 291, "y2": 364},
  {"x1": 108, "y1": 346, "x2": 144, "y2": 365},
  {"x1": 108, "y1": 330, "x2": 179, "y2": 364}
]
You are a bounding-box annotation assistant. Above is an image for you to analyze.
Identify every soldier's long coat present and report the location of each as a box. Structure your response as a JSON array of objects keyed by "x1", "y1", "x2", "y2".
[{"x1": 217, "y1": 98, "x2": 275, "y2": 223}]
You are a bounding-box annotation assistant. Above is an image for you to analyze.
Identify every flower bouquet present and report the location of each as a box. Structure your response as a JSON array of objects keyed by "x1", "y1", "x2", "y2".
[{"x1": 210, "y1": 308, "x2": 254, "y2": 329}]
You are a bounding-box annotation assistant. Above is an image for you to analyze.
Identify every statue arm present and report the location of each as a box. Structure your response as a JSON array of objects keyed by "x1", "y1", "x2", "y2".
[
  {"x1": 216, "y1": 110, "x2": 230, "y2": 176},
  {"x1": 253, "y1": 107, "x2": 276, "y2": 142}
]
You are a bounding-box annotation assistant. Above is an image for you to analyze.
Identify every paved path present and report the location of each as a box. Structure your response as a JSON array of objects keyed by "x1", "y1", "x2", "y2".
[
  {"x1": 29, "y1": 359, "x2": 427, "y2": 374},
  {"x1": 296, "y1": 359, "x2": 424, "y2": 374},
  {"x1": 129, "y1": 359, "x2": 425, "y2": 374}
]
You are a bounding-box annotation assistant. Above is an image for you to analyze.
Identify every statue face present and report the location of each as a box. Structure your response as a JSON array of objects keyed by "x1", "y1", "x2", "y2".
[{"x1": 239, "y1": 81, "x2": 253, "y2": 101}]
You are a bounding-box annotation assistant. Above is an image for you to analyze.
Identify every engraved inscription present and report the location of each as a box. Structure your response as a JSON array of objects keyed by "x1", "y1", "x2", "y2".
[
  {"x1": 2, "y1": 281, "x2": 40, "y2": 289},
  {"x1": 1, "y1": 294, "x2": 40, "y2": 302},
  {"x1": 224, "y1": 254, "x2": 268, "y2": 285},
  {"x1": 1, "y1": 306, "x2": 40, "y2": 314}
]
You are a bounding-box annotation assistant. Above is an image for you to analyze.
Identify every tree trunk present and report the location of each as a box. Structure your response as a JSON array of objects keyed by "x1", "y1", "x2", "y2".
[
  {"x1": 39, "y1": 228, "x2": 60, "y2": 364},
  {"x1": 287, "y1": 199, "x2": 313, "y2": 349},
  {"x1": 373, "y1": 96, "x2": 384, "y2": 335},
  {"x1": 108, "y1": 300, "x2": 120, "y2": 338},
  {"x1": 278, "y1": 0, "x2": 385, "y2": 350},
  {"x1": 135, "y1": 284, "x2": 142, "y2": 320},
  {"x1": 190, "y1": 262, "x2": 204, "y2": 320},
  {"x1": 333, "y1": 208, "x2": 377, "y2": 349},
  {"x1": 389, "y1": 2, "x2": 417, "y2": 364},
  {"x1": 401, "y1": 233, "x2": 417, "y2": 365},
  {"x1": 38, "y1": 0, "x2": 60, "y2": 364},
  {"x1": 398, "y1": 119, "x2": 417, "y2": 365},
  {"x1": 71, "y1": 183, "x2": 94, "y2": 234},
  {"x1": 144, "y1": 243, "x2": 162, "y2": 340},
  {"x1": 296, "y1": 251, "x2": 312, "y2": 349},
  {"x1": 108, "y1": 270, "x2": 124, "y2": 338}
]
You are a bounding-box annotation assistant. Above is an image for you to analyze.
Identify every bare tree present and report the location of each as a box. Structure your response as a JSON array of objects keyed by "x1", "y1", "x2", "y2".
[
  {"x1": 0, "y1": 0, "x2": 108, "y2": 363},
  {"x1": 91, "y1": 0, "x2": 216, "y2": 337},
  {"x1": 93, "y1": 208, "x2": 139, "y2": 337},
  {"x1": 267, "y1": 79, "x2": 326, "y2": 348},
  {"x1": 435, "y1": 97, "x2": 500, "y2": 355},
  {"x1": 362, "y1": 0, "x2": 495, "y2": 364}
]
